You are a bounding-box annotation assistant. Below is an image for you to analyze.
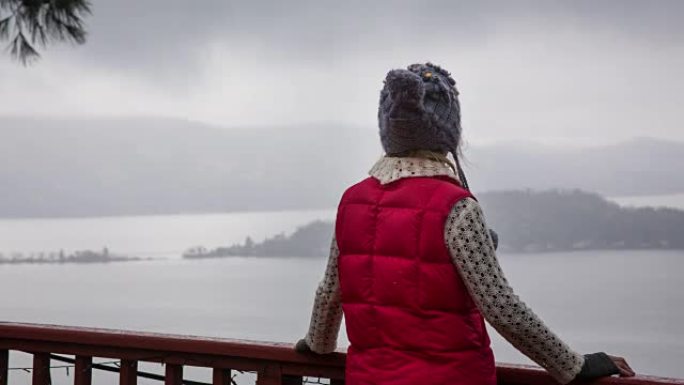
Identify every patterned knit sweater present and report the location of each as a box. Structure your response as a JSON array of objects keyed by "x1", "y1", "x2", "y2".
[{"x1": 302, "y1": 156, "x2": 586, "y2": 384}]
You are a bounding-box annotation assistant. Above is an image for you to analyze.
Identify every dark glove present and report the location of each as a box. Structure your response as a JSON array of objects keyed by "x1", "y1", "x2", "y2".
[
  {"x1": 294, "y1": 338, "x2": 313, "y2": 354},
  {"x1": 574, "y1": 352, "x2": 620, "y2": 381},
  {"x1": 488, "y1": 228, "x2": 499, "y2": 250}
]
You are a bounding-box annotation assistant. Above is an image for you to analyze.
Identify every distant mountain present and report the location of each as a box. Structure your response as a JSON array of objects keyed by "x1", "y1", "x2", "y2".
[
  {"x1": 184, "y1": 190, "x2": 684, "y2": 257},
  {"x1": 0, "y1": 117, "x2": 379, "y2": 217},
  {"x1": 1, "y1": 116, "x2": 683, "y2": 217},
  {"x1": 466, "y1": 138, "x2": 684, "y2": 196}
]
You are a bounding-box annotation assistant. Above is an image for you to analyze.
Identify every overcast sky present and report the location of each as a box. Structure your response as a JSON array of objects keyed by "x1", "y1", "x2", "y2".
[{"x1": 1, "y1": 0, "x2": 683, "y2": 144}]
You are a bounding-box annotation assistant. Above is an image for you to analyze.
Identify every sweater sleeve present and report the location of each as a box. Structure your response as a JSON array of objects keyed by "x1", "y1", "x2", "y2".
[
  {"x1": 444, "y1": 197, "x2": 585, "y2": 384},
  {"x1": 303, "y1": 235, "x2": 343, "y2": 354}
]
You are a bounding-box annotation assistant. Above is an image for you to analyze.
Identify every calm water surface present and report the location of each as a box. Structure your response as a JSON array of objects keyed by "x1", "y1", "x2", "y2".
[
  {"x1": 0, "y1": 209, "x2": 682, "y2": 383},
  {"x1": 0, "y1": 209, "x2": 336, "y2": 259},
  {"x1": 1, "y1": 251, "x2": 682, "y2": 383}
]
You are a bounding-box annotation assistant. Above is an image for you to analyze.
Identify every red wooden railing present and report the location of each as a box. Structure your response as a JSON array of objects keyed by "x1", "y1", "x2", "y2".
[{"x1": 0, "y1": 322, "x2": 682, "y2": 385}]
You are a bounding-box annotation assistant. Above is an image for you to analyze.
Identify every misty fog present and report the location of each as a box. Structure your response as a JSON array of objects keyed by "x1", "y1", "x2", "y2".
[{"x1": 1, "y1": 1, "x2": 682, "y2": 384}]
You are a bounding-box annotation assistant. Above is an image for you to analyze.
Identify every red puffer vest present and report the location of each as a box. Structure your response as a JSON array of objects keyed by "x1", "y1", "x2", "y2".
[{"x1": 336, "y1": 176, "x2": 496, "y2": 385}]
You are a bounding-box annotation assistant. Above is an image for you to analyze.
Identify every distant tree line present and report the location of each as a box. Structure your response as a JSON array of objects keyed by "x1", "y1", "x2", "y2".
[
  {"x1": 184, "y1": 220, "x2": 332, "y2": 259},
  {"x1": 183, "y1": 189, "x2": 684, "y2": 259},
  {"x1": 0, "y1": 247, "x2": 142, "y2": 264}
]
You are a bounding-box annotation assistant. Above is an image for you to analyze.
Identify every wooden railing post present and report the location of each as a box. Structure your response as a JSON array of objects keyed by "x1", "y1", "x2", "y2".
[
  {"x1": 74, "y1": 355, "x2": 92, "y2": 385},
  {"x1": 282, "y1": 375, "x2": 303, "y2": 385},
  {"x1": 32, "y1": 353, "x2": 51, "y2": 385},
  {"x1": 119, "y1": 359, "x2": 137, "y2": 385},
  {"x1": 1, "y1": 323, "x2": 354, "y2": 385},
  {"x1": 212, "y1": 368, "x2": 231, "y2": 385},
  {"x1": 257, "y1": 363, "x2": 282, "y2": 385},
  {"x1": 165, "y1": 364, "x2": 183, "y2": 385},
  {"x1": 0, "y1": 350, "x2": 8, "y2": 385}
]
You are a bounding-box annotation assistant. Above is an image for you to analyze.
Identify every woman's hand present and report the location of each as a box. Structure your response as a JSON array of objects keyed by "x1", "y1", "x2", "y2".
[
  {"x1": 488, "y1": 229, "x2": 499, "y2": 250},
  {"x1": 294, "y1": 338, "x2": 313, "y2": 354},
  {"x1": 608, "y1": 355, "x2": 636, "y2": 377},
  {"x1": 576, "y1": 352, "x2": 635, "y2": 381}
]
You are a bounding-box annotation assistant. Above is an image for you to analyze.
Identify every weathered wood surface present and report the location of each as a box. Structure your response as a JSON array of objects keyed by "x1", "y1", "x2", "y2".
[{"x1": 0, "y1": 322, "x2": 681, "y2": 385}]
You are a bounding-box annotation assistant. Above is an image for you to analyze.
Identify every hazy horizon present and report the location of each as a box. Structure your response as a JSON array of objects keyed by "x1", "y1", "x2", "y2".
[{"x1": 2, "y1": 116, "x2": 684, "y2": 218}]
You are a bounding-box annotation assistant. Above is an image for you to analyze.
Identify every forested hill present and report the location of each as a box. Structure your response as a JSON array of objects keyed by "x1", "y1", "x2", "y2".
[
  {"x1": 479, "y1": 190, "x2": 684, "y2": 252},
  {"x1": 2, "y1": 117, "x2": 684, "y2": 218},
  {"x1": 185, "y1": 189, "x2": 684, "y2": 258}
]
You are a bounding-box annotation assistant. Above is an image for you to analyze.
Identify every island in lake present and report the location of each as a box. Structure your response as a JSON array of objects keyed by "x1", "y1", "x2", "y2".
[
  {"x1": 183, "y1": 189, "x2": 684, "y2": 259},
  {"x1": 0, "y1": 248, "x2": 143, "y2": 264},
  {"x1": 184, "y1": 220, "x2": 332, "y2": 259}
]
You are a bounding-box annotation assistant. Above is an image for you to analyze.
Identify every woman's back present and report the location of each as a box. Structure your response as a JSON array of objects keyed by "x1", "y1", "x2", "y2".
[{"x1": 336, "y1": 175, "x2": 496, "y2": 385}]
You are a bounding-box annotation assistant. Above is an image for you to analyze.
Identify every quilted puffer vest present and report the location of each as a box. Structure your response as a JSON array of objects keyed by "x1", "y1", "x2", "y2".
[{"x1": 336, "y1": 176, "x2": 496, "y2": 385}]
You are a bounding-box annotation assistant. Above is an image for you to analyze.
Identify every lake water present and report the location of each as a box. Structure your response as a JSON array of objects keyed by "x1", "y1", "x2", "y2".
[
  {"x1": 0, "y1": 209, "x2": 337, "y2": 260},
  {"x1": 0, "y1": 209, "x2": 682, "y2": 383}
]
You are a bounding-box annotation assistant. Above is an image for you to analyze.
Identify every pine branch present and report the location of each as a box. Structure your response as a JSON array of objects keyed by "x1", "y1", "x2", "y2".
[
  {"x1": 1, "y1": 0, "x2": 91, "y2": 64},
  {"x1": 0, "y1": 16, "x2": 11, "y2": 40},
  {"x1": 10, "y1": 30, "x2": 38, "y2": 64}
]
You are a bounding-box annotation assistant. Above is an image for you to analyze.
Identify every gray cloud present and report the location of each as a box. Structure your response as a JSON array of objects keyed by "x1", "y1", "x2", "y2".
[
  {"x1": 1, "y1": 0, "x2": 683, "y2": 143},
  {"x1": 64, "y1": 0, "x2": 683, "y2": 80}
]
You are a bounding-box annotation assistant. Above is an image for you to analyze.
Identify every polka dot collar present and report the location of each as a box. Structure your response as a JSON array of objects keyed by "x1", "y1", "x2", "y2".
[{"x1": 368, "y1": 156, "x2": 461, "y2": 185}]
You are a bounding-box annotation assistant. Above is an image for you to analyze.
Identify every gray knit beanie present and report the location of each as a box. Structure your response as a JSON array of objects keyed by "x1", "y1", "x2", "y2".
[{"x1": 378, "y1": 62, "x2": 468, "y2": 189}]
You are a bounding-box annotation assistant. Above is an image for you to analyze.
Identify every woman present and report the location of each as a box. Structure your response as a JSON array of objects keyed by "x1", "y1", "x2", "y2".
[{"x1": 295, "y1": 62, "x2": 635, "y2": 385}]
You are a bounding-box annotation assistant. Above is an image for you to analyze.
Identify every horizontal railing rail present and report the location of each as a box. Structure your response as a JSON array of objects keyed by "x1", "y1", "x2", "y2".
[{"x1": 0, "y1": 322, "x2": 682, "y2": 385}]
